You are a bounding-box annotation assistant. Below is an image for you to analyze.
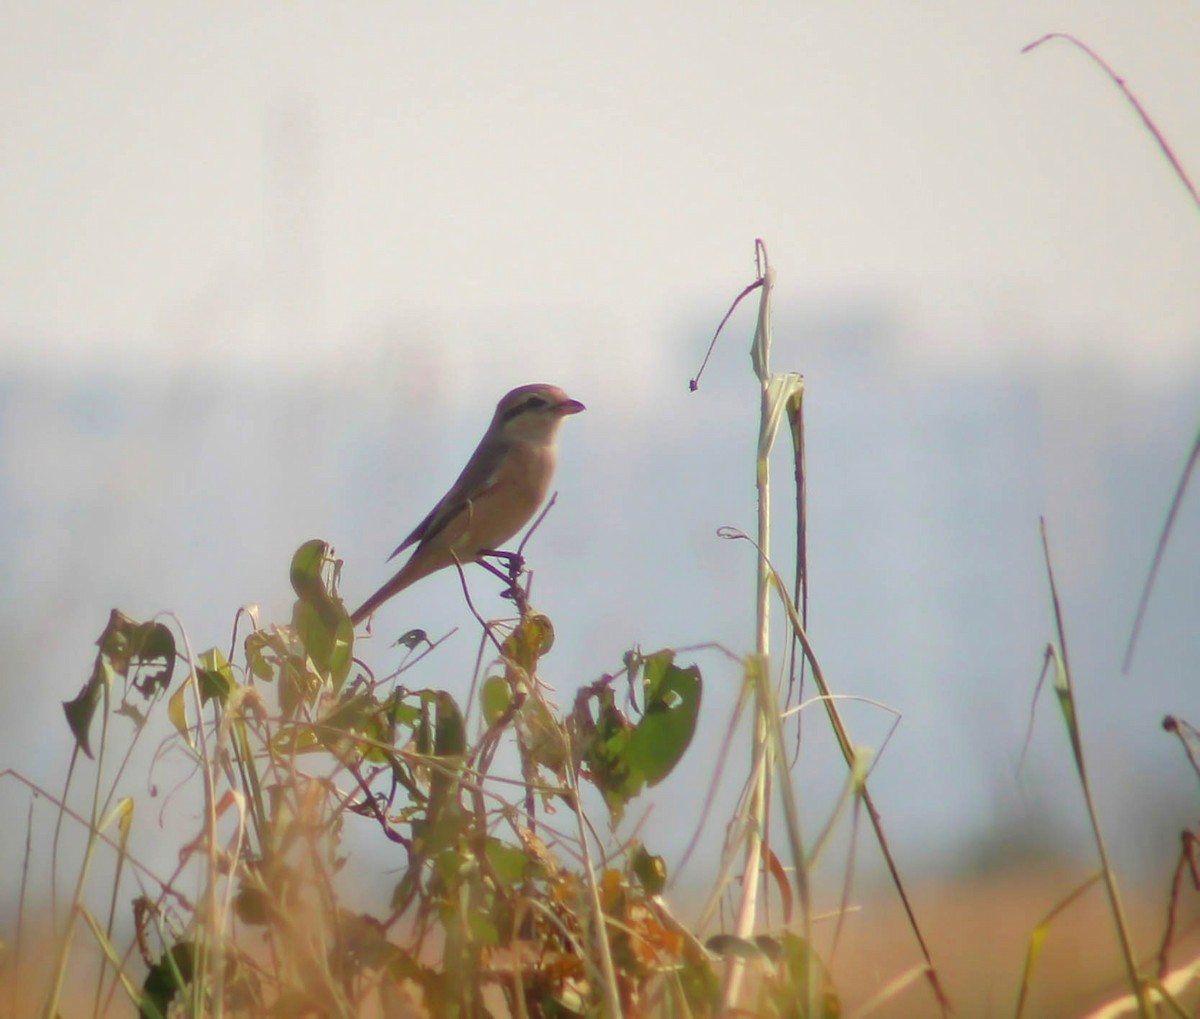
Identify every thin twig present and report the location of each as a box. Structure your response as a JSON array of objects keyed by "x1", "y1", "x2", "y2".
[
  {"x1": 518, "y1": 491, "x2": 559, "y2": 559},
  {"x1": 688, "y1": 278, "x2": 765, "y2": 391},
  {"x1": 1019, "y1": 646, "x2": 1056, "y2": 770},
  {"x1": 1157, "y1": 831, "x2": 1200, "y2": 980},
  {"x1": 1021, "y1": 33, "x2": 1200, "y2": 674},
  {"x1": 1022, "y1": 33, "x2": 1200, "y2": 212},
  {"x1": 1123, "y1": 427, "x2": 1200, "y2": 671},
  {"x1": 1162, "y1": 715, "x2": 1200, "y2": 783},
  {"x1": 1040, "y1": 518, "x2": 1150, "y2": 1018},
  {"x1": 451, "y1": 553, "x2": 506, "y2": 657}
]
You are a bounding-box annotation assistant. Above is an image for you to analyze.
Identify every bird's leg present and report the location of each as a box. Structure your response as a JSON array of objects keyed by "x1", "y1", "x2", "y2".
[
  {"x1": 479, "y1": 549, "x2": 524, "y2": 584},
  {"x1": 477, "y1": 549, "x2": 529, "y2": 608},
  {"x1": 476, "y1": 555, "x2": 516, "y2": 586}
]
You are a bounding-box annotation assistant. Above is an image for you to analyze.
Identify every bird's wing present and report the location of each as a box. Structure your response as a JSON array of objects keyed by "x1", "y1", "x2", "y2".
[
  {"x1": 386, "y1": 439, "x2": 508, "y2": 561},
  {"x1": 386, "y1": 502, "x2": 444, "y2": 561}
]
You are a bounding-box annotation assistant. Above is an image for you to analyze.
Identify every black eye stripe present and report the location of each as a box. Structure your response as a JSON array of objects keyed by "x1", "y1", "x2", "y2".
[{"x1": 501, "y1": 395, "x2": 550, "y2": 423}]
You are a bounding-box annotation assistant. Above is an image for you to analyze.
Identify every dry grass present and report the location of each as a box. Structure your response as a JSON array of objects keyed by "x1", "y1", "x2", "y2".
[{"x1": 827, "y1": 869, "x2": 1200, "y2": 1017}]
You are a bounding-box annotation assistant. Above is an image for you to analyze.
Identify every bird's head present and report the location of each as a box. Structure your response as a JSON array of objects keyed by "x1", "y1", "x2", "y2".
[{"x1": 494, "y1": 383, "x2": 585, "y2": 441}]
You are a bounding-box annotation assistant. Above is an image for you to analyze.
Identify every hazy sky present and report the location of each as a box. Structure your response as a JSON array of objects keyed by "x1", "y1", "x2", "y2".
[
  {"x1": 2, "y1": 1, "x2": 1199, "y2": 932},
  {"x1": 3, "y1": 3, "x2": 1199, "y2": 384}
]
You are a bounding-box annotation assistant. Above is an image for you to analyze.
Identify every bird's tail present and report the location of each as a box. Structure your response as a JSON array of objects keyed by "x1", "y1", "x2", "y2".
[
  {"x1": 350, "y1": 548, "x2": 450, "y2": 625},
  {"x1": 350, "y1": 582, "x2": 403, "y2": 626}
]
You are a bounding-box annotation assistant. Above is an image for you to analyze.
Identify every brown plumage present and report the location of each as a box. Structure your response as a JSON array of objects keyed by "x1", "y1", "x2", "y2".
[{"x1": 351, "y1": 383, "x2": 584, "y2": 625}]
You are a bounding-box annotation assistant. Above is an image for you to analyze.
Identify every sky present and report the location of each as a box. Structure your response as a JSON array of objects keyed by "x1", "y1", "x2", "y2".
[
  {"x1": 2, "y1": 0, "x2": 1200, "y2": 953},
  {"x1": 3, "y1": 3, "x2": 1199, "y2": 378}
]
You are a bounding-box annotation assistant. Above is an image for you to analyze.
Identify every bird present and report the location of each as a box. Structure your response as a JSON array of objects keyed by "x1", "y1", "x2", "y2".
[{"x1": 351, "y1": 383, "x2": 585, "y2": 625}]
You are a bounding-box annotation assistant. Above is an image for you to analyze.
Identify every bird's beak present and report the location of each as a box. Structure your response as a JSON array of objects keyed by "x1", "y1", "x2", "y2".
[{"x1": 556, "y1": 398, "x2": 586, "y2": 416}]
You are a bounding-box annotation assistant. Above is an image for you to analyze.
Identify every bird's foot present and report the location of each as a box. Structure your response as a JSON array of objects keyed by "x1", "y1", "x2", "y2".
[{"x1": 479, "y1": 549, "x2": 524, "y2": 583}]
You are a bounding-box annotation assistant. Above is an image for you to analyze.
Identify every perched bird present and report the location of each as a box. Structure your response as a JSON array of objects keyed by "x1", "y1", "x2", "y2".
[{"x1": 351, "y1": 383, "x2": 585, "y2": 625}]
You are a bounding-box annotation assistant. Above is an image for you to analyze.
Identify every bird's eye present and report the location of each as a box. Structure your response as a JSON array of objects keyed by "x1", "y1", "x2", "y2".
[{"x1": 523, "y1": 396, "x2": 548, "y2": 410}]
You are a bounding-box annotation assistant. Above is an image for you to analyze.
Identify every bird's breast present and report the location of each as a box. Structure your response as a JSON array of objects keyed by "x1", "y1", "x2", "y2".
[{"x1": 457, "y1": 440, "x2": 557, "y2": 555}]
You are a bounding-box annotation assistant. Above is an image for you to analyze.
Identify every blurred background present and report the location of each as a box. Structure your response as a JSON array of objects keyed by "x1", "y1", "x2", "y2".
[{"x1": 3, "y1": 2, "x2": 1199, "y2": 1012}]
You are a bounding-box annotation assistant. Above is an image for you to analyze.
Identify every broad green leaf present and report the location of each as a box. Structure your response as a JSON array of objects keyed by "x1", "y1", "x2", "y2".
[
  {"x1": 289, "y1": 538, "x2": 330, "y2": 599},
  {"x1": 65, "y1": 610, "x2": 177, "y2": 756},
  {"x1": 579, "y1": 684, "x2": 636, "y2": 817},
  {"x1": 627, "y1": 652, "x2": 701, "y2": 786},
  {"x1": 95, "y1": 609, "x2": 176, "y2": 697},
  {"x1": 578, "y1": 651, "x2": 702, "y2": 821},
  {"x1": 481, "y1": 675, "x2": 512, "y2": 726},
  {"x1": 289, "y1": 539, "x2": 353, "y2": 691}
]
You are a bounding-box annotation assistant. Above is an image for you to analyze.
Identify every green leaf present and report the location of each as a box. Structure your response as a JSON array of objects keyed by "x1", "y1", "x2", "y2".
[
  {"x1": 627, "y1": 652, "x2": 701, "y2": 786},
  {"x1": 422, "y1": 692, "x2": 467, "y2": 819},
  {"x1": 631, "y1": 843, "x2": 667, "y2": 895},
  {"x1": 63, "y1": 610, "x2": 178, "y2": 757},
  {"x1": 289, "y1": 538, "x2": 330, "y2": 599},
  {"x1": 195, "y1": 647, "x2": 236, "y2": 705},
  {"x1": 434, "y1": 691, "x2": 466, "y2": 757},
  {"x1": 96, "y1": 609, "x2": 177, "y2": 697},
  {"x1": 468, "y1": 911, "x2": 501, "y2": 946},
  {"x1": 243, "y1": 629, "x2": 277, "y2": 680},
  {"x1": 289, "y1": 539, "x2": 353, "y2": 691},
  {"x1": 575, "y1": 651, "x2": 702, "y2": 822},
  {"x1": 413, "y1": 805, "x2": 468, "y2": 860},
  {"x1": 481, "y1": 675, "x2": 512, "y2": 726},
  {"x1": 577, "y1": 684, "x2": 636, "y2": 818},
  {"x1": 486, "y1": 837, "x2": 533, "y2": 888},
  {"x1": 502, "y1": 612, "x2": 555, "y2": 670},
  {"x1": 63, "y1": 661, "x2": 108, "y2": 758},
  {"x1": 390, "y1": 692, "x2": 423, "y2": 730},
  {"x1": 139, "y1": 942, "x2": 197, "y2": 1019}
]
